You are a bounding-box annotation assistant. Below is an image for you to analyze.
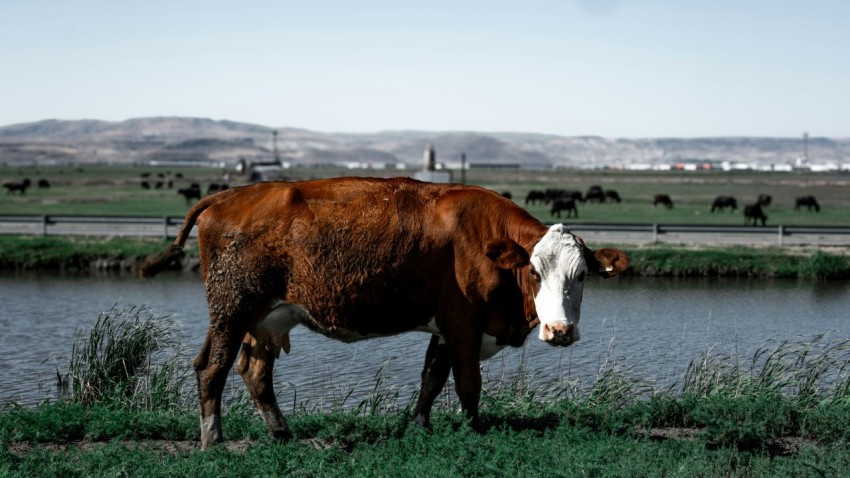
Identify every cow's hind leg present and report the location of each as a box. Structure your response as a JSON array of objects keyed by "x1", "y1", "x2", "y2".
[
  {"x1": 237, "y1": 334, "x2": 293, "y2": 442},
  {"x1": 413, "y1": 335, "x2": 452, "y2": 428},
  {"x1": 193, "y1": 323, "x2": 244, "y2": 449}
]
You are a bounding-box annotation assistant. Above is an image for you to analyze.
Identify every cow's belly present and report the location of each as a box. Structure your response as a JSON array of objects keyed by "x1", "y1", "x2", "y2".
[
  {"x1": 259, "y1": 299, "x2": 422, "y2": 344},
  {"x1": 415, "y1": 319, "x2": 507, "y2": 361},
  {"x1": 257, "y1": 304, "x2": 507, "y2": 361}
]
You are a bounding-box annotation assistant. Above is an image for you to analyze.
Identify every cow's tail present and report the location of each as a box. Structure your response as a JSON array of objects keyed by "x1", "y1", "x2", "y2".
[{"x1": 138, "y1": 193, "x2": 221, "y2": 278}]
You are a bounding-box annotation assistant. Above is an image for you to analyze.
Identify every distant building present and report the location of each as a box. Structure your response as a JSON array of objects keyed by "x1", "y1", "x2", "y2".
[{"x1": 414, "y1": 144, "x2": 451, "y2": 183}]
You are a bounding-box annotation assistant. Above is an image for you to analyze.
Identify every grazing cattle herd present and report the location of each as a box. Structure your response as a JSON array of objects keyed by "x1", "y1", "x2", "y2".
[
  {"x1": 141, "y1": 177, "x2": 630, "y2": 448},
  {"x1": 0, "y1": 171, "x2": 827, "y2": 226}
]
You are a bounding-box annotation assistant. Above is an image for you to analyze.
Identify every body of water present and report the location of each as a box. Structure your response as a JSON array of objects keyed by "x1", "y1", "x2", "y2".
[{"x1": 1, "y1": 272, "x2": 848, "y2": 408}]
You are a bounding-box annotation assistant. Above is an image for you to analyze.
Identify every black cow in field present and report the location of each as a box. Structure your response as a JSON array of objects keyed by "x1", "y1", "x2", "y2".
[
  {"x1": 550, "y1": 197, "x2": 578, "y2": 218},
  {"x1": 605, "y1": 190, "x2": 621, "y2": 203},
  {"x1": 584, "y1": 185, "x2": 605, "y2": 204},
  {"x1": 744, "y1": 203, "x2": 767, "y2": 226},
  {"x1": 525, "y1": 189, "x2": 547, "y2": 206},
  {"x1": 653, "y1": 194, "x2": 673, "y2": 209},
  {"x1": 794, "y1": 195, "x2": 820, "y2": 212},
  {"x1": 500, "y1": 191, "x2": 513, "y2": 200},
  {"x1": 548, "y1": 189, "x2": 583, "y2": 203},
  {"x1": 757, "y1": 194, "x2": 772, "y2": 207},
  {"x1": 207, "y1": 183, "x2": 229, "y2": 195},
  {"x1": 37, "y1": 179, "x2": 51, "y2": 189},
  {"x1": 711, "y1": 195, "x2": 737, "y2": 212},
  {"x1": 3, "y1": 178, "x2": 31, "y2": 195},
  {"x1": 178, "y1": 184, "x2": 202, "y2": 205}
]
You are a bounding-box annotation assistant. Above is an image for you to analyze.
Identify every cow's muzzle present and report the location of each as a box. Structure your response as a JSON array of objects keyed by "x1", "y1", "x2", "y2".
[{"x1": 540, "y1": 322, "x2": 578, "y2": 346}]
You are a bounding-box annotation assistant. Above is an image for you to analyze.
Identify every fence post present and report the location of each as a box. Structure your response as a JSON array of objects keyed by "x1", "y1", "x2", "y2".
[
  {"x1": 41, "y1": 215, "x2": 48, "y2": 236},
  {"x1": 652, "y1": 223, "x2": 658, "y2": 244},
  {"x1": 778, "y1": 224, "x2": 784, "y2": 247},
  {"x1": 163, "y1": 216, "x2": 169, "y2": 239}
]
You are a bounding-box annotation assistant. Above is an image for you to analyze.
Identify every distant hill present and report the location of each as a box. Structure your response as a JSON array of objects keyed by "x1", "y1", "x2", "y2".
[{"x1": 1, "y1": 117, "x2": 847, "y2": 168}]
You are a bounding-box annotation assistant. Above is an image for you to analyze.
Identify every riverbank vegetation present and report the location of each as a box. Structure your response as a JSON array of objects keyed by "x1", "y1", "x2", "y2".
[
  {"x1": 2, "y1": 306, "x2": 850, "y2": 476},
  {"x1": 1, "y1": 235, "x2": 848, "y2": 279}
]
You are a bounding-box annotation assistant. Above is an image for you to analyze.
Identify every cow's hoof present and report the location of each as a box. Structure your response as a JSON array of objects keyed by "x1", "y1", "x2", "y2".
[{"x1": 272, "y1": 428, "x2": 295, "y2": 442}]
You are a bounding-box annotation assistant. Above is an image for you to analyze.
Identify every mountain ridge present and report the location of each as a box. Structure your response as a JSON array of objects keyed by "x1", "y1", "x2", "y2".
[{"x1": 1, "y1": 117, "x2": 846, "y2": 168}]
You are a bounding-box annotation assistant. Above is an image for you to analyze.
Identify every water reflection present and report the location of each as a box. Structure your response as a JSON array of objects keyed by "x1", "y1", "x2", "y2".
[{"x1": 1, "y1": 272, "x2": 848, "y2": 408}]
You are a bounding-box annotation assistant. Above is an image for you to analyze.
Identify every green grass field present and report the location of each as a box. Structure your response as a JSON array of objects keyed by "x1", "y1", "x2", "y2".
[{"x1": 1, "y1": 165, "x2": 848, "y2": 226}]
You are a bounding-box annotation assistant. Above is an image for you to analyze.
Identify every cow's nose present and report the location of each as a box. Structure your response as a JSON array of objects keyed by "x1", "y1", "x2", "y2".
[{"x1": 541, "y1": 322, "x2": 577, "y2": 346}]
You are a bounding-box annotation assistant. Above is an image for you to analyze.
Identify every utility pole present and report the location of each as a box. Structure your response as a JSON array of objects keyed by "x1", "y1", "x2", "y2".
[
  {"x1": 273, "y1": 130, "x2": 280, "y2": 165},
  {"x1": 803, "y1": 132, "x2": 809, "y2": 164},
  {"x1": 461, "y1": 152, "x2": 466, "y2": 184}
]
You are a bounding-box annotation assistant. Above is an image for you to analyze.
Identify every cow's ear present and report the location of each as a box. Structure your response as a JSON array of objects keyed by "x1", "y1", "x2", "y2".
[
  {"x1": 485, "y1": 239, "x2": 530, "y2": 270},
  {"x1": 585, "y1": 247, "x2": 629, "y2": 278}
]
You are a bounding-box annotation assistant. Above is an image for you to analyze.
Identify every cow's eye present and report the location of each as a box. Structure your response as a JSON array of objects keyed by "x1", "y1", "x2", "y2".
[
  {"x1": 529, "y1": 266, "x2": 540, "y2": 281},
  {"x1": 577, "y1": 271, "x2": 586, "y2": 282}
]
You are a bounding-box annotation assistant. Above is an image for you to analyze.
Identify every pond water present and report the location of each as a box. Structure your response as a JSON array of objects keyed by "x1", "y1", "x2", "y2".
[{"x1": 1, "y1": 272, "x2": 848, "y2": 408}]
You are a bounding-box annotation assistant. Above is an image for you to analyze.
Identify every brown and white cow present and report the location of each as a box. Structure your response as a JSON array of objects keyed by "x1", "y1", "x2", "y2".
[{"x1": 141, "y1": 177, "x2": 629, "y2": 449}]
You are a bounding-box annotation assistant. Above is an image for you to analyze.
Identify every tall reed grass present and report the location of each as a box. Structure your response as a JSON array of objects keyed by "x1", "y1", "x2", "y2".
[
  {"x1": 682, "y1": 333, "x2": 850, "y2": 406},
  {"x1": 55, "y1": 305, "x2": 190, "y2": 410}
]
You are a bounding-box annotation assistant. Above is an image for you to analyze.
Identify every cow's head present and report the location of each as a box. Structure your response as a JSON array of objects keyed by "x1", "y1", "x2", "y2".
[{"x1": 529, "y1": 224, "x2": 628, "y2": 346}]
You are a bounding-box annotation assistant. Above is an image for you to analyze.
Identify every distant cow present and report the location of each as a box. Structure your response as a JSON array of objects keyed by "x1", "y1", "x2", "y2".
[
  {"x1": 546, "y1": 189, "x2": 582, "y2": 203},
  {"x1": 757, "y1": 194, "x2": 772, "y2": 207},
  {"x1": 653, "y1": 194, "x2": 673, "y2": 209},
  {"x1": 37, "y1": 179, "x2": 51, "y2": 189},
  {"x1": 207, "y1": 183, "x2": 229, "y2": 195},
  {"x1": 711, "y1": 196, "x2": 737, "y2": 212},
  {"x1": 794, "y1": 195, "x2": 820, "y2": 212},
  {"x1": 550, "y1": 197, "x2": 578, "y2": 218},
  {"x1": 584, "y1": 185, "x2": 605, "y2": 204},
  {"x1": 500, "y1": 191, "x2": 513, "y2": 200},
  {"x1": 605, "y1": 190, "x2": 621, "y2": 203},
  {"x1": 744, "y1": 203, "x2": 767, "y2": 226},
  {"x1": 140, "y1": 177, "x2": 629, "y2": 449},
  {"x1": 178, "y1": 185, "x2": 202, "y2": 205},
  {"x1": 141, "y1": 181, "x2": 151, "y2": 189},
  {"x1": 525, "y1": 189, "x2": 547, "y2": 206},
  {"x1": 3, "y1": 179, "x2": 31, "y2": 195}
]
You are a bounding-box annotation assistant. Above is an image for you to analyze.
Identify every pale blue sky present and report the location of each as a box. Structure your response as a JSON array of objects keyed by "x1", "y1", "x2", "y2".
[{"x1": 1, "y1": 1, "x2": 848, "y2": 137}]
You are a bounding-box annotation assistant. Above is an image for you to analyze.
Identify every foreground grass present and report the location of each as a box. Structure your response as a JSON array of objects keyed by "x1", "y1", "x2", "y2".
[{"x1": 3, "y1": 391, "x2": 850, "y2": 476}]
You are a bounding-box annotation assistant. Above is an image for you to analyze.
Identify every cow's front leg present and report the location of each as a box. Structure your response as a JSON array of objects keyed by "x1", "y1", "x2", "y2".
[
  {"x1": 413, "y1": 334, "x2": 452, "y2": 428},
  {"x1": 237, "y1": 335, "x2": 293, "y2": 442},
  {"x1": 446, "y1": 332, "x2": 484, "y2": 431}
]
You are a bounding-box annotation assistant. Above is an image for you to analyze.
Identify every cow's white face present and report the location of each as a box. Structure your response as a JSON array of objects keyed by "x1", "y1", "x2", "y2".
[{"x1": 529, "y1": 224, "x2": 587, "y2": 346}]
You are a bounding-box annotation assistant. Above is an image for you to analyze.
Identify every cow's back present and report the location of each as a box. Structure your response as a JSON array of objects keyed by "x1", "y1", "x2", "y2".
[{"x1": 195, "y1": 177, "x2": 534, "y2": 338}]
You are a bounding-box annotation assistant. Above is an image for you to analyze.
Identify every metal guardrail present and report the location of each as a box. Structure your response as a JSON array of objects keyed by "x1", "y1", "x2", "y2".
[
  {"x1": 1, "y1": 215, "x2": 849, "y2": 245},
  {"x1": 0, "y1": 214, "x2": 188, "y2": 238},
  {"x1": 544, "y1": 222, "x2": 850, "y2": 246}
]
